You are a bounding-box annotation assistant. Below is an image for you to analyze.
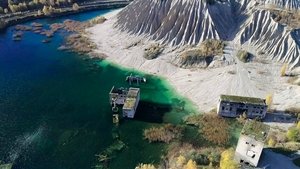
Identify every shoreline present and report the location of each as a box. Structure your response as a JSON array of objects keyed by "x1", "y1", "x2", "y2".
[
  {"x1": 86, "y1": 9, "x2": 300, "y2": 114},
  {"x1": 0, "y1": 1, "x2": 130, "y2": 32}
]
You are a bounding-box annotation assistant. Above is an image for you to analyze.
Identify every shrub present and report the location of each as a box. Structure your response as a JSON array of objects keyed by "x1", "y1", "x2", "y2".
[
  {"x1": 179, "y1": 39, "x2": 224, "y2": 67},
  {"x1": 143, "y1": 44, "x2": 163, "y2": 60},
  {"x1": 143, "y1": 124, "x2": 183, "y2": 143},
  {"x1": 268, "y1": 137, "x2": 277, "y2": 147},
  {"x1": 286, "y1": 127, "x2": 300, "y2": 142},
  {"x1": 199, "y1": 114, "x2": 230, "y2": 146},
  {"x1": 220, "y1": 148, "x2": 240, "y2": 169},
  {"x1": 236, "y1": 50, "x2": 251, "y2": 63}
]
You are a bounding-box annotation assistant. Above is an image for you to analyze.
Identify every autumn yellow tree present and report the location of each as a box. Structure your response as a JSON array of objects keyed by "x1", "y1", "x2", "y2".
[
  {"x1": 268, "y1": 137, "x2": 277, "y2": 147},
  {"x1": 280, "y1": 63, "x2": 288, "y2": 76},
  {"x1": 184, "y1": 159, "x2": 198, "y2": 169},
  {"x1": 265, "y1": 93, "x2": 273, "y2": 110},
  {"x1": 220, "y1": 148, "x2": 240, "y2": 169},
  {"x1": 176, "y1": 155, "x2": 186, "y2": 168}
]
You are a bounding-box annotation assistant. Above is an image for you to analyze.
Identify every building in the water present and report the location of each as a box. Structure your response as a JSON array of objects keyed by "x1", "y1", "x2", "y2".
[
  {"x1": 109, "y1": 86, "x2": 128, "y2": 105},
  {"x1": 217, "y1": 94, "x2": 267, "y2": 119},
  {"x1": 123, "y1": 88, "x2": 140, "y2": 118},
  {"x1": 109, "y1": 86, "x2": 140, "y2": 119},
  {"x1": 235, "y1": 120, "x2": 270, "y2": 167}
]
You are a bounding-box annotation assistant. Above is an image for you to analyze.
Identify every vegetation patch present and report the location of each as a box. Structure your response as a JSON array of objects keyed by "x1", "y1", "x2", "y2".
[
  {"x1": 185, "y1": 113, "x2": 230, "y2": 146},
  {"x1": 236, "y1": 50, "x2": 251, "y2": 63},
  {"x1": 178, "y1": 39, "x2": 224, "y2": 68},
  {"x1": 241, "y1": 120, "x2": 270, "y2": 141},
  {"x1": 143, "y1": 124, "x2": 183, "y2": 143},
  {"x1": 143, "y1": 43, "x2": 163, "y2": 60}
]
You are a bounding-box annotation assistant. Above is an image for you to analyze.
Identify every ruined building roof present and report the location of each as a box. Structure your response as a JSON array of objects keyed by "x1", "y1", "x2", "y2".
[{"x1": 220, "y1": 95, "x2": 266, "y2": 106}]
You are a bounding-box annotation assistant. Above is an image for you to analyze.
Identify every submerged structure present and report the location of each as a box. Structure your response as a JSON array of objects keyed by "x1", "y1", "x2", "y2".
[
  {"x1": 125, "y1": 74, "x2": 146, "y2": 85},
  {"x1": 217, "y1": 94, "x2": 267, "y2": 119},
  {"x1": 109, "y1": 86, "x2": 140, "y2": 119},
  {"x1": 235, "y1": 120, "x2": 270, "y2": 167}
]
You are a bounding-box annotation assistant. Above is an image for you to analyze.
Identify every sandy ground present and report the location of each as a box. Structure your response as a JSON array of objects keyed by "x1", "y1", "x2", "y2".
[{"x1": 87, "y1": 10, "x2": 300, "y2": 120}]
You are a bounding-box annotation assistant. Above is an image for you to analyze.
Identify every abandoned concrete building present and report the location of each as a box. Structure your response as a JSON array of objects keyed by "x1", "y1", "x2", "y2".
[
  {"x1": 235, "y1": 120, "x2": 270, "y2": 167},
  {"x1": 123, "y1": 88, "x2": 140, "y2": 118},
  {"x1": 217, "y1": 94, "x2": 267, "y2": 119},
  {"x1": 109, "y1": 86, "x2": 140, "y2": 118}
]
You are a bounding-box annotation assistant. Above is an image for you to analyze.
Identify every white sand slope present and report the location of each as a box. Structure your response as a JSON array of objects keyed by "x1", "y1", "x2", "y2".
[
  {"x1": 235, "y1": 9, "x2": 300, "y2": 67},
  {"x1": 87, "y1": 10, "x2": 300, "y2": 113}
]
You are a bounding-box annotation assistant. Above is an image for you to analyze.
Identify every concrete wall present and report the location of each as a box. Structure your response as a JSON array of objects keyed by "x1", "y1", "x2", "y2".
[
  {"x1": 217, "y1": 101, "x2": 267, "y2": 119},
  {"x1": 235, "y1": 135, "x2": 264, "y2": 167}
]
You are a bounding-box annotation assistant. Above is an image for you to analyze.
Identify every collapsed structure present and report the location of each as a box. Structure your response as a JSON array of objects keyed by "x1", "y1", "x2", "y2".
[{"x1": 217, "y1": 94, "x2": 267, "y2": 119}]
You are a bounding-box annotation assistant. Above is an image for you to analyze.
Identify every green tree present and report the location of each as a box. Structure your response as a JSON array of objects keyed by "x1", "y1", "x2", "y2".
[
  {"x1": 0, "y1": 7, "x2": 3, "y2": 13},
  {"x1": 220, "y1": 148, "x2": 240, "y2": 169}
]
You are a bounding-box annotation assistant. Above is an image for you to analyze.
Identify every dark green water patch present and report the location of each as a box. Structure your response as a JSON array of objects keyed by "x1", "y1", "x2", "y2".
[{"x1": 0, "y1": 9, "x2": 197, "y2": 169}]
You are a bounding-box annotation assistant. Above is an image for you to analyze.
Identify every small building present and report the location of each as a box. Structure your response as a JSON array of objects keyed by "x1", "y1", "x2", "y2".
[
  {"x1": 235, "y1": 120, "x2": 270, "y2": 167},
  {"x1": 122, "y1": 88, "x2": 140, "y2": 118},
  {"x1": 217, "y1": 94, "x2": 267, "y2": 119}
]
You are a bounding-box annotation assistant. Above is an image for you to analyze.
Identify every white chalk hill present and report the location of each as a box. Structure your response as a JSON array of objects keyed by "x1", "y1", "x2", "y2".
[
  {"x1": 115, "y1": 0, "x2": 300, "y2": 67},
  {"x1": 115, "y1": 0, "x2": 235, "y2": 45}
]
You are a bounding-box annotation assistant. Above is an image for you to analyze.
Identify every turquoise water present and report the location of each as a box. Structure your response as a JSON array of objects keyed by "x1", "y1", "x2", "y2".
[{"x1": 0, "y1": 10, "x2": 195, "y2": 169}]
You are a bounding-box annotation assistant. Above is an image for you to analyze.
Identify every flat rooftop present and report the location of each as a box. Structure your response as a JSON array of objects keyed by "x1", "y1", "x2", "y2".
[
  {"x1": 220, "y1": 94, "x2": 266, "y2": 106},
  {"x1": 127, "y1": 88, "x2": 139, "y2": 98},
  {"x1": 123, "y1": 98, "x2": 137, "y2": 109},
  {"x1": 241, "y1": 120, "x2": 270, "y2": 141}
]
